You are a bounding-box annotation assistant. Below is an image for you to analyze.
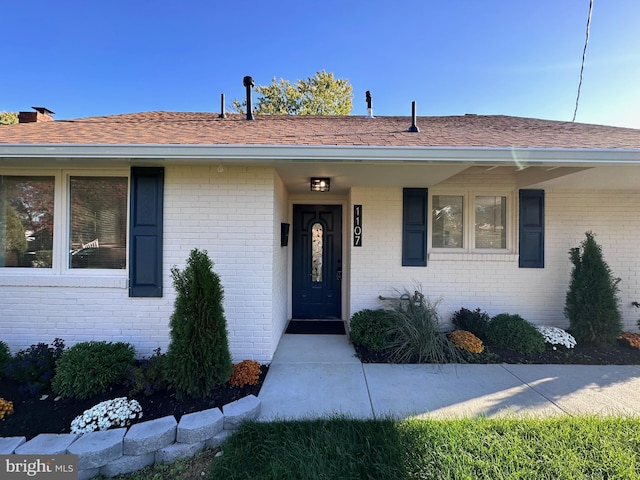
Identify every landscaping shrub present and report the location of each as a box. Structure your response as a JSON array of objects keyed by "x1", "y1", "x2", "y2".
[
  {"x1": 52, "y1": 341, "x2": 136, "y2": 400},
  {"x1": 451, "y1": 307, "x2": 491, "y2": 340},
  {"x1": 0, "y1": 341, "x2": 11, "y2": 378},
  {"x1": 565, "y1": 231, "x2": 622, "y2": 346},
  {"x1": 6, "y1": 338, "x2": 65, "y2": 395},
  {"x1": 127, "y1": 347, "x2": 169, "y2": 397},
  {"x1": 349, "y1": 309, "x2": 393, "y2": 352},
  {"x1": 229, "y1": 360, "x2": 262, "y2": 387},
  {"x1": 485, "y1": 313, "x2": 546, "y2": 354},
  {"x1": 165, "y1": 249, "x2": 233, "y2": 398},
  {"x1": 384, "y1": 289, "x2": 460, "y2": 363}
]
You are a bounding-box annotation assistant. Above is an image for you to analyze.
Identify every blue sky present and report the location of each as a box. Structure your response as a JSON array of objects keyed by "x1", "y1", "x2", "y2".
[{"x1": 3, "y1": 0, "x2": 639, "y2": 128}]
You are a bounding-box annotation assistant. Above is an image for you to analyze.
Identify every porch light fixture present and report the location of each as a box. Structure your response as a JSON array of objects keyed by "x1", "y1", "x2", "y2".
[{"x1": 310, "y1": 177, "x2": 330, "y2": 192}]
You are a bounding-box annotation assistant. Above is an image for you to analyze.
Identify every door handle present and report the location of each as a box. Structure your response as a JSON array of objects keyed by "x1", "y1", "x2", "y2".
[{"x1": 336, "y1": 268, "x2": 342, "y2": 281}]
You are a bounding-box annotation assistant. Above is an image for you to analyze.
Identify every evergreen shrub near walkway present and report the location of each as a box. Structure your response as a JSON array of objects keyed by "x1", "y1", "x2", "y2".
[{"x1": 210, "y1": 417, "x2": 640, "y2": 479}]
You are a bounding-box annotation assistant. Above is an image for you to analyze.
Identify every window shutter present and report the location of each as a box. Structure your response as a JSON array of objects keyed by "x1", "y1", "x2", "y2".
[
  {"x1": 402, "y1": 188, "x2": 428, "y2": 266},
  {"x1": 518, "y1": 189, "x2": 544, "y2": 268},
  {"x1": 129, "y1": 167, "x2": 164, "y2": 297}
]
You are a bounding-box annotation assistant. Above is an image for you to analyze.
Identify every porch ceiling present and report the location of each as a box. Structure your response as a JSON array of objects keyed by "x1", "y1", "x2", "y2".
[{"x1": 276, "y1": 163, "x2": 470, "y2": 194}]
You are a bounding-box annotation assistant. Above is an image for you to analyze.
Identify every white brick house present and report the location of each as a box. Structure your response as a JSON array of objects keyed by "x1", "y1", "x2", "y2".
[{"x1": 1, "y1": 109, "x2": 639, "y2": 362}]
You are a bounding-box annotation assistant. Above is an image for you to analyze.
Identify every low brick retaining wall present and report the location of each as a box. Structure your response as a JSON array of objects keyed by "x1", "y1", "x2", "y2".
[{"x1": 0, "y1": 394, "x2": 260, "y2": 480}]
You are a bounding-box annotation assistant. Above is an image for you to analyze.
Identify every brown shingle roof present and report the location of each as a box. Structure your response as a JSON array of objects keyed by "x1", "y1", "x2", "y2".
[{"x1": 1, "y1": 111, "x2": 639, "y2": 149}]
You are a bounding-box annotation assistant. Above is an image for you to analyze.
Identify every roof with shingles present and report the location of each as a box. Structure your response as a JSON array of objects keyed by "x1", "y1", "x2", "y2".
[{"x1": 1, "y1": 111, "x2": 640, "y2": 149}]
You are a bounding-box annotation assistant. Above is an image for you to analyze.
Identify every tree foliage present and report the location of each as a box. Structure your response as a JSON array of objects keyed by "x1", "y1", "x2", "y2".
[
  {"x1": 0, "y1": 112, "x2": 18, "y2": 125},
  {"x1": 232, "y1": 70, "x2": 353, "y2": 115},
  {"x1": 564, "y1": 232, "x2": 622, "y2": 345},
  {"x1": 165, "y1": 249, "x2": 233, "y2": 398}
]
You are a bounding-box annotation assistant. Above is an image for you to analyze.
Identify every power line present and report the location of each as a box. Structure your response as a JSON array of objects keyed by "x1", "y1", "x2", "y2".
[{"x1": 573, "y1": 0, "x2": 594, "y2": 122}]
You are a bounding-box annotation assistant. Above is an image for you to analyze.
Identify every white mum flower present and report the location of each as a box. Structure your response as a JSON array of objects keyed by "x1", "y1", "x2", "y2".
[
  {"x1": 70, "y1": 397, "x2": 144, "y2": 434},
  {"x1": 536, "y1": 326, "x2": 577, "y2": 349}
]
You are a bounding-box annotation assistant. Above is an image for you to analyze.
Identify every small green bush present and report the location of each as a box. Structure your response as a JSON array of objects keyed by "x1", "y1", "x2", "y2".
[
  {"x1": 0, "y1": 341, "x2": 11, "y2": 379},
  {"x1": 451, "y1": 308, "x2": 491, "y2": 340},
  {"x1": 127, "y1": 347, "x2": 169, "y2": 397},
  {"x1": 485, "y1": 313, "x2": 546, "y2": 354},
  {"x1": 6, "y1": 338, "x2": 65, "y2": 395},
  {"x1": 384, "y1": 290, "x2": 460, "y2": 364},
  {"x1": 52, "y1": 341, "x2": 136, "y2": 400},
  {"x1": 350, "y1": 309, "x2": 393, "y2": 352}
]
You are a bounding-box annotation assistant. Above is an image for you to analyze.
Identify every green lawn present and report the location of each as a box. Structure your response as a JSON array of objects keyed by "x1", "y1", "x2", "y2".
[{"x1": 209, "y1": 416, "x2": 640, "y2": 479}]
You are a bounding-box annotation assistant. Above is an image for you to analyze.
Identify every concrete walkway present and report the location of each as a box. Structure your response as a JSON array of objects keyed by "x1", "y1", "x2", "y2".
[{"x1": 258, "y1": 334, "x2": 640, "y2": 421}]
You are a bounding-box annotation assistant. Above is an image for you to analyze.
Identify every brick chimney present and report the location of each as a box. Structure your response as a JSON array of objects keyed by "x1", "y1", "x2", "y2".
[{"x1": 18, "y1": 107, "x2": 55, "y2": 123}]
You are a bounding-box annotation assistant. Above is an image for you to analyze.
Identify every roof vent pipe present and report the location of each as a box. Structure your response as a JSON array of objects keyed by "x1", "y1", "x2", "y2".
[
  {"x1": 408, "y1": 101, "x2": 419, "y2": 132},
  {"x1": 365, "y1": 91, "x2": 373, "y2": 118},
  {"x1": 219, "y1": 93, "x2": 226, "y2": 118},
  {"x1": 243, "y1": 76, "x2": 255, "y2": 120}
]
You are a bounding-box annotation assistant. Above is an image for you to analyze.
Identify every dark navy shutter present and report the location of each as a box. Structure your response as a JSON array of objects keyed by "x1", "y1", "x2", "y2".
[
  {"x1": 402, "y1": 188, "x2": 428, "y2": 266},
  {"x1": 129, "y1": 167, "x2": 164, "y2": 297},
  {"x1": 519, "y1": 189, "x2": 544, "y2": 268}
]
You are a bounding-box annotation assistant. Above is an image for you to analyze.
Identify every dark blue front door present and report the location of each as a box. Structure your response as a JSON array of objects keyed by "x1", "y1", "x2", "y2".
[{"x1": 292, "y1": 205, "x2": 342, "y2": 319}]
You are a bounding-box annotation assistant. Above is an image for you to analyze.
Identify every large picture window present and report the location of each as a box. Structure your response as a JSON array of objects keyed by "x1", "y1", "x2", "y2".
[
  {"x1": 0, "y1": 176, "x2": 55, "y2": 268},
  {"x1": 70, "y1": 177, "x2": 128, "y2": 269}
]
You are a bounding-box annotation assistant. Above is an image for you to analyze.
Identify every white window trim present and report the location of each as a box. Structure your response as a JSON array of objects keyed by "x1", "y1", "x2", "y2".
[
  {"x1": 0, "y1": 168, "x2": 129, "y2": 287},
  {"x1": 429, "y1": 188, "x2": 515, "y2": 257}
]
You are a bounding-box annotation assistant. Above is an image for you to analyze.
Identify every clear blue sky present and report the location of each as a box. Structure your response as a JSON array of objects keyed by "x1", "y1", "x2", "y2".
[{"x1": 3, "y1": 0, "x2": 639, "y2": 128}]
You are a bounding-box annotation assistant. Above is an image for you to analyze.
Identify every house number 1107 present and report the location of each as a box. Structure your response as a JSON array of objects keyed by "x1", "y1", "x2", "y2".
[{"x1": 354, "y1": 205, "x2": 362, "y2": 247}]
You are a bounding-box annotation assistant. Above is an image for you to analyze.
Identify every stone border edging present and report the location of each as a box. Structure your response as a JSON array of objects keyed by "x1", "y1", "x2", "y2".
[{"x1": 0, "y1": 394, "x2": 260, "y2": 480}]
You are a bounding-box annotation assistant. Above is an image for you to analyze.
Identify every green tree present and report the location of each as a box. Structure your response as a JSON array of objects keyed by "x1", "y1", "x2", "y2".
[
  {"x1": 0, "y1": 112, "x2": 18, "y2": 125},
  {"x1": 165, "y1": 249, "x2": 233, "y2": 398},
  {"x1": 564, "y1": 232, "x2": 622, "y2": 345},
  {"x1": 233, "y1": 70, "x2": 353, "y2": 115}
]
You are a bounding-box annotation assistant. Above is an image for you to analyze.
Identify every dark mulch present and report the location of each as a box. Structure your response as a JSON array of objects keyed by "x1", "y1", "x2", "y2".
[
  {"x1": 0, "y1": 366, "x2": 268, "y2": 441},
  {"x1": 355, "y1": 339, "x2": 640, "y2": 365}
]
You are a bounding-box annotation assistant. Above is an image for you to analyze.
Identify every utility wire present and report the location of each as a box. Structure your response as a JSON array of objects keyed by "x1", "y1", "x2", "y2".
[{"x1": 573, "y1": 0, "x2": 594, "y2": 122}]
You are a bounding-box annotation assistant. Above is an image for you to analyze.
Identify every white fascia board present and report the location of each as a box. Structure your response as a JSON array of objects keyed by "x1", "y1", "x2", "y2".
[{"x1": 0, "y1": 144, "x2": 639, "y2": 166}]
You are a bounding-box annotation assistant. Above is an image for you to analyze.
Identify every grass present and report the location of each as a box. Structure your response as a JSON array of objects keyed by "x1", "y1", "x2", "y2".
[
  {"x1": 104, "y1": 416, "x2": 640, "y2": 479},
  {"x1": 208, "y1": 416, "x2": 640, "y2": 480}
]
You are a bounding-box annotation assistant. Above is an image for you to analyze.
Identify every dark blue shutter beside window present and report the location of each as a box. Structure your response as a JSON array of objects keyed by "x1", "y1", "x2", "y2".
[
  {"x1": 129, "y1": 167, "x2": 164, "y2": 297},
  {"x1": 519, "y1": 189, "x2": 544, "y2": 268},
  {"x1": 402, "y1": 188, "x2": 428, "y2": 266}
]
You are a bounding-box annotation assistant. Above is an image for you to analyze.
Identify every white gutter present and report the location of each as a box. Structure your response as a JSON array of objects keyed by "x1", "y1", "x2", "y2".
[{"x1": 0, "y1": 144, "x2": 639, "y2": 166}]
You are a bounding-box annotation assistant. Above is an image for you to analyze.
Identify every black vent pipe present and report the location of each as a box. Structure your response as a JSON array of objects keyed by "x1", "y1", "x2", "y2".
[
  {"x1": 243, "y1": 76, "x2": 255, "y2": 120},
  {"x1": 408, "y1": 101, "x2": 419, "y2": 132},
  {"x1": 219, "y1": 93, "x2": 226, "y2": 118},
  {"x1": 365, "y1": 90, "x2": 373, "y2": 118}
]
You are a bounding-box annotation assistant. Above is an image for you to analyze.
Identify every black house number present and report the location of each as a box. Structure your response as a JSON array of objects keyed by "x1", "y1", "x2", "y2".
[{"x1": 354, "y1": 205, "x2": 362, "y2": 247}]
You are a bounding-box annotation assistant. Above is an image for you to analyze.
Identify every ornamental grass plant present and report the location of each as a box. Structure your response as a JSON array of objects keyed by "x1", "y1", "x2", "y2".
[{"x1": 384, "y1": 290, "x2": 460, "y2": 364}]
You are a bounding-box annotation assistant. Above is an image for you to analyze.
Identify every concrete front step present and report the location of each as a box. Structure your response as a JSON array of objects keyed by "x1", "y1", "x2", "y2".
[{"x1": 123, "y1": 415, "x2": 177, "y2": 455}]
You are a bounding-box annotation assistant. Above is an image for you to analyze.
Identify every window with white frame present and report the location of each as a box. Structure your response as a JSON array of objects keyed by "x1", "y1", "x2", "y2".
[
  {"x1": 0, "y1": 172, "x2": 128, "y2": 271},
  {"x1": 431, "y1": 191, "x2": 511, "y2": 251}
]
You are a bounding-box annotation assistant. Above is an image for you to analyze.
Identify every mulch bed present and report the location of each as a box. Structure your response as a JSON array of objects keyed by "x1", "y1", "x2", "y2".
[
  {"x1": 0, "y1": 366, "x2": 268, "y2": 441},
  {"x1": 355, "y1": 339, "x2": 640, "y2": 365}
]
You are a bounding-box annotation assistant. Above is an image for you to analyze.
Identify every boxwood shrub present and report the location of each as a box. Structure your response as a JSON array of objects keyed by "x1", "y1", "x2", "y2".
[
  {"x1": 52, "y1": 341, "x2": 136, "y2": 400},
  {"x1": 350, "y1": 309, "x2": 393, "y2": 352},
  {"x1": 451, "y1": 307, "x2": 491, "y2": 341},
  {"x1": 485, "y1": 313, "x2": 546, "y2": 354}
]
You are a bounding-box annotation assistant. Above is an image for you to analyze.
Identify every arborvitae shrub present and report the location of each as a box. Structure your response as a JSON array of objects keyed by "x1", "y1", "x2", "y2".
[
  {"x1": 165, "y1": 249, "x2": 233, "y2": 398},
  {"x1": 52, "y1": 341, "x2": 136, "y2": 399},
  {"x1": 349, "y1": 309, "x2": 393, "y2": 352},
  {"x1": 565, "y1": 232, "x2": 622, "y2": 346},
  {"x1": 0, "y1": 341, "x2": 11, "y2": 379},
  {"x1": 485, "y1": 313, "x2": 546, "y2": 354},
  {"x1": 451, "y1": 308, "x2": 491, "y2": 341}
]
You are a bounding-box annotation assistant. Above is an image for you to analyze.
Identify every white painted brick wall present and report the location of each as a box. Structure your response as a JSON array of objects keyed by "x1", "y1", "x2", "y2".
[
  {"x1": 1, "y1": 165, "x2": 279, "y2": 363},
  {"x1": 349, "y1": 186, "x2": 640, "y2": 332}
]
